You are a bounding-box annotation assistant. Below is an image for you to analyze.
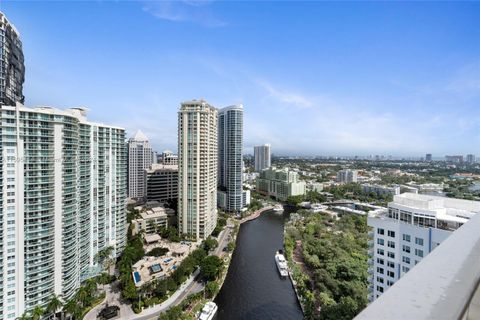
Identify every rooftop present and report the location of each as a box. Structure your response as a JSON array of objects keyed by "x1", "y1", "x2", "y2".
[
  {"x1": 146, "y1": 164, "x2": 179, "y2": 173},
  {"x1": 130, "y1": 129, "x2": 149, "y2": 142}
]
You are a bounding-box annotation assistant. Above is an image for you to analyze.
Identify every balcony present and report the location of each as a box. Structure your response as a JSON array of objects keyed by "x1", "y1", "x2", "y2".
[{"x1": 355, "y1": 213, "x2": 480, "y2": 320}]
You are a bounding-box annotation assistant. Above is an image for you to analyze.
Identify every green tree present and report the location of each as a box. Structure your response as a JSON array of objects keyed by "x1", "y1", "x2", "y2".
[
  {"x1": 227, "y1": 241, "x2": 235, "y2": 252},
  {"x1": 205, "y1": 281, "x2": 219, "y2": 298},
  {"x1": 46, "y1": 294, "x2": 63, "y2": 320},
  {"x1": 203, "y1": 237, "x2": 218, "y2": 252},
  {"x1": 122, "y1": 279, "x2": 138, "y2": 301},
  {"x1": 16, "y1": 313, "x2": 30, "y2": 320},
  {"x1": 286, "y1": 195, "x2": 304, "y2": 207},
  {"x1": 200, "y1": 256, "x2": 223, "y2": 281},
  {"x1": 31, "y1": 306, "x2": 44, "y2": 320},
  {"x1": 63, "y1": 299, "x2": 80, "y2": 320}
]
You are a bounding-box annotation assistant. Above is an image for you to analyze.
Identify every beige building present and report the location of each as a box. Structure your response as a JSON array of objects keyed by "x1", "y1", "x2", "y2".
[
  {"x1": 131, "y1": 205, "x2": 173, "y2": 235},
  {"x1": 256, "y1": 167, "x2": 306, "y2": 201},
  {"x1": 178, "y1": 100, "x2": 218, "y2": 239}
]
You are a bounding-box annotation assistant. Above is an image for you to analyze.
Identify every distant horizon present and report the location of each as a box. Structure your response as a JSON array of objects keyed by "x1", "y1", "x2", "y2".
[{"x1": 2, "y1": 2, "x2": 480, "y2": 156}]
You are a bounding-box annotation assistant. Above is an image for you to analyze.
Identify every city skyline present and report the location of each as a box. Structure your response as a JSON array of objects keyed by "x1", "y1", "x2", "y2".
[{"x1": 3, "y1": 2, "x2": 480, "y2": 156}]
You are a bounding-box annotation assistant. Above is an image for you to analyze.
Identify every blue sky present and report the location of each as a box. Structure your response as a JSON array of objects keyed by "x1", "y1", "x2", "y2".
[{"x1": 3, "y1": 1, "x2": 480, "y2": 156}]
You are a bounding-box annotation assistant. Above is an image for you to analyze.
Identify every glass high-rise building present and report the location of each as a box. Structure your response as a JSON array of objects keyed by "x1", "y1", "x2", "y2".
[
  {"x1": 0, "y1": 12, "x2": 25, "y2": 106},
  {"x1": 0, "y1": 104, "x2": 127, "y2": 319},
  {"x1": 178, "y1": 100, "x2": 218, "y2": 239},
  {"x1": 218, "y1": 105, "x2": 244, "y2": 213}
]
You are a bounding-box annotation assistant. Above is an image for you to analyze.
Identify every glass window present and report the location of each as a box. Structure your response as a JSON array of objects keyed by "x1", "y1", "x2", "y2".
[
  {"x1": 377, "y1": 238, "x2": 384, "y2": 245},
  {"x1": 415, "y1": 237, "x2": 424, "y2": 246},
  {"x1": 388, "y1": 251, "x2": 395, "y2": 259},
  {"x1": 388, "y1": 230, "x2": 395, "y2": 237},
  {"x1": 402, "y1": 245, "x2": 410, "y2": 253},
  {"x1": 415, "y1": 249, "x2": 424, "y2": 257},
  {"x1": 388, "y1": 241, "x2": 395, "y2": 248},
  {"x1": 402, "y1": 256, "x2": 410, "y2": 264},
  {"x1": 377, "y1": 228, "x2": 384, "y2": 235}
]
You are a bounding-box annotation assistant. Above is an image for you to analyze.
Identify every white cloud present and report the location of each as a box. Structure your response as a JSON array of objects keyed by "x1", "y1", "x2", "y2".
[
  {"x1": 255, "y1": 79, "x2": 314, "y2": 109},
  {"x1": 142, "y1": 1, "x2": 227, "y2": 27}
]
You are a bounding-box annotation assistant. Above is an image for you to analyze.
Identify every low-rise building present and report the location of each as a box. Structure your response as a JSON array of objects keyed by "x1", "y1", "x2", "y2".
[
  {"x1": 132, "y1": 205, "x2": 174, "y2": 235},
  {"x1": 256, "y1": 167, "x2": 306, "y2": 201},
  {"x1": 362, "y1": 184, "x2": 400, "y2": 196},
  {"x1": 367, "y1": 193, "x2": 480, "y2": 302},
  {"x1": 307, "y1": 182, "x2": 324, "y2": 192},
  {"x1": 406, "y1": 182, "x2": 444, "y2": 194},
  {"x1": 161, "y1": 150, "x2": 178, "y2": 165}
]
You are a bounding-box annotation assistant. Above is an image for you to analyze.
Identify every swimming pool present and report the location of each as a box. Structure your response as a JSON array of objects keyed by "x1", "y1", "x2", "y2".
[
  {"x1": 150, "y1": 263, "x2": 163, "y2": 273},
  {"x1": 133, "y1": 271, "x2": 141, "y2": 284}
]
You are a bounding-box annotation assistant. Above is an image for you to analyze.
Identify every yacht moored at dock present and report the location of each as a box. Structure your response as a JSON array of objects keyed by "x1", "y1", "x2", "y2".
[
  {"x1": 273, "y1": 204, "x2": 284, "y2": 213},
  {"x1": 198, "y1": 301, "x2": 218, "y2": 320},
  {"x1": 275, "y1": 250, "x2": 289, "y2": 277}
]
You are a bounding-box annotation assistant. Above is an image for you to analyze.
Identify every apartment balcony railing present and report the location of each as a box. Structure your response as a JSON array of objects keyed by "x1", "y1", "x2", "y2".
[{"x1": 355, "y1": 213, "x2": 480, "y2": 320}]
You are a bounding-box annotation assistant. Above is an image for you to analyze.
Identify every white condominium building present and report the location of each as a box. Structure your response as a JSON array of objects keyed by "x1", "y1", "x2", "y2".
[
  {"x1": 256, "y1": 167, "x2": 306, "y2": 201},
  {"x1": 367, "y1": 193, "x2": 480, "y2": 302},
  {"x1": 128, "y1": 130, "x2": 153, "y2": 199},
  {"x1": 178, "y1": 100, "x2": 218, "y2": 239},
  {"x1": 254, "y1": 144, "x2": 271, "y2": 172},
  {"x1": 336, "y1": 169, "x2": 358, "y2": 183},
  {"x1": 0, "y1": 104, "x2": 127, "y2": 319}
]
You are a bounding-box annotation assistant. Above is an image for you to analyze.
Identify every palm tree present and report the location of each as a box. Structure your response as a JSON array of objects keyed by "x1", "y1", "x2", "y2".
[
  {"x1": 85, "y1": 278, "x2": 98, "y2": 293},
  {"x1": 31, "y1": 306, "x2": 43, "y2": 320},
  {"x1": 75, "y1": 286, "x2": 89, "y2": 308},
  {"x1": 16, "y1": 312, "x2": 30, "y2": 320},
  {"x1": 63, "y1": 300, "x2": 79, "y2": 320},
  {"x1": 46, "y1": 294, "x2": 63, "y2": 320}
]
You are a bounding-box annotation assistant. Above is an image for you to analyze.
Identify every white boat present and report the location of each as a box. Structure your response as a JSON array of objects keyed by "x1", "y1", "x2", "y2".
[
  {"x1": 275, "y1": 251, "x2": 289, "y2": 277},
  {"x1": 273, "y1": 204, "x2": 284, "y2": 212},
  {"x1": 198, "y1": 301, "x2": 218, "y2": 320}
]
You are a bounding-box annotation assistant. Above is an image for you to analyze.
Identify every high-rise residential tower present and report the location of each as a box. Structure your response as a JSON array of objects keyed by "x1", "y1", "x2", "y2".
[
  {"x1": 128, "y1": 130, "x2": 153, "y2": 199},
  {"x1": 0, "y1": 12, "x2": 25, "y2": 106},
  {"x1": 0, "y1": 104, "x2": 127, "y2": 319},
  {"x1": 178, "y1": 100, "x2": 218, "y2": 239},
  {"x1": 254, "y1": 144, "x2": 271, "y2": 172},
  {"x1": 466, "y1": 154, "x2": 476, "y2": 164},
  {"x1": 218, "y1": 105, "x2": 244, "y2": 213},
  {"x1": 425, "y1": 153, "x2": 432, "y2": 162}
]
